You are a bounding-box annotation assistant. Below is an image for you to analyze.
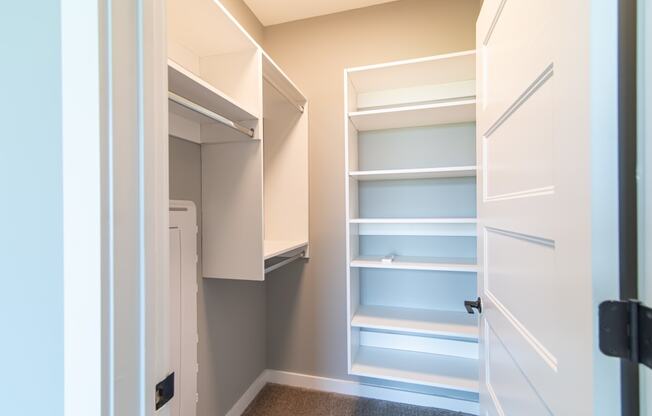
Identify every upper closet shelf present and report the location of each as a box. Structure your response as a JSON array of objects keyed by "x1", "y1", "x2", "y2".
[
  {"x1": 168, "y1": 60, "x2": 260, "y2": 143},
  {"x1": 347, "y1": 51, "x2": 476, "y2": 95},
  {"x1": 169, "y1": 92, "x2": 254, "y2": 138},
  {"x1": 262, "y1": 52, "x2": 307, "y2": 113},
  {"x1": 349, "y1": 99, "x2": 476, "y2": 131},
  {"x1": 168, "y1": 60, "x2": 258, "y2": 122},
  {"x1": 264, "y1": 240, "x2": 308, "y2": 260},
  {"x1": 349, "y1": 166, "x2": 476, "y2": 181}
]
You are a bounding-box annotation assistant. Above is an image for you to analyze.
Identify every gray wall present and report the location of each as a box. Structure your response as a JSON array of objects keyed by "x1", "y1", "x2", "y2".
[
  {"x1": 169, "y1": 138, "x2": 266, "y2": 416},
  {"x1": 0, "y1": 2, "x2": 63, "y2": 414},
  {"x1": 263, "y1": 0, "x2": 481, "y2": 381}
]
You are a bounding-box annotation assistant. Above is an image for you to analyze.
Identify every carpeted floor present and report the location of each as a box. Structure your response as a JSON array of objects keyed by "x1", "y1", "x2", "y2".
[{"x1": 242, "y1": 384, "x2": 473, "y2": 416}]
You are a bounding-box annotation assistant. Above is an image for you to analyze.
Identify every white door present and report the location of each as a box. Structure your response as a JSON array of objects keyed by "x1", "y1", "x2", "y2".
[
  {"x1": 168, "y1": 201, "x2": 198, "y2": 416},
  {"x1": 476, "y1": 0, "x2": 621, "y2": 414}
]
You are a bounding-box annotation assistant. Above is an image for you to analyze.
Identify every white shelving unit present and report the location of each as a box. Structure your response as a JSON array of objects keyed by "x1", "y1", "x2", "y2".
[
  {"x1": 345, "y1": 51, "x2": 479, "y2": 399},
  {"x1": 168, "y1": 0, "x2": 309, "y2": 281}
]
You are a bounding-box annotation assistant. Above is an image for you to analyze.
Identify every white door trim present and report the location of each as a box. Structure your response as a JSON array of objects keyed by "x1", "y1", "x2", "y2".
[
  {"x1": 62, "y1": 0, "x2": 168, "y2": 415},
  {"x1": 62, "y1": 0, "x2": 103, "y2": 414},
  {"x1": 638, "y1": 0, "x2": 652, "y2": 410},
  {"x1": 589, "y1": 0, "x2": 622, "y2": 414}
]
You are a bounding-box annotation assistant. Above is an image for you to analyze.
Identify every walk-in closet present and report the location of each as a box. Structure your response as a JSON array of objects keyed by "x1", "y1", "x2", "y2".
[{"x1": 9, "y1": 0, "x2": 641, "y2": 414}]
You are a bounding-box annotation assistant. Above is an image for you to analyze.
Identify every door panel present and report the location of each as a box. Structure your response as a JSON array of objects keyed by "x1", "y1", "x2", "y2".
[
  {"x1": 484, "y1": 321, "x2": 551, "y2": 416},
  {"x1": 483, "y1": 78, "x2": 554, "y2": 201},
  {"x1": 477, "y1": 0, "x2": 600, "y2": 414},
  {"x1": 480, "y1": 0, "x2": 551, "y2": 123}
]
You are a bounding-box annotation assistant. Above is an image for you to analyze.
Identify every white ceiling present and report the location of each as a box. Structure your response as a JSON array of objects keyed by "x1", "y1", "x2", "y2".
[{"x1": 243, "y1": 0, "x2": 401, "y2": 26}]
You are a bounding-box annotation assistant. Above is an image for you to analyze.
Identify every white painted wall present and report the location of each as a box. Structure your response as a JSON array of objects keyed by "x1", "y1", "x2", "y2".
[{"x1": 0, "y1": 2, "x2": 64, "y2": 415}]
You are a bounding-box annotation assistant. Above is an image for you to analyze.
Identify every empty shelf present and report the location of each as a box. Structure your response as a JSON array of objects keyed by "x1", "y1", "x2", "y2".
[
  {"x1": 352, "y1": 305, "x2": 478, "y2": 340},
  {"x1": 350, "y1": 218, "x2": 476, "y2": 224},
  {"x1": 350, "y1": 255, "x2": 479, "y2": 272},
  {"x1": 168, "y1": 59, "x2": 258, "y2": 122},
  {"x1": 264, "y1": 240, "x2": 308, "y2": 260},
  {"x1": 349, "y1": 99, "x2": 476, "y2": 131},
  {"x1": 263, "y1": 51, "x2": 307, "y2": 113},
  {"x1": 351, "y1": 346, "x2": 479, "y2": 392},
  {"x1": 350, "y1": 166, "x2": 476, "y2": 181},
  {"x1": 350, "y1": 218, "x2": 477, "y2": 237}
]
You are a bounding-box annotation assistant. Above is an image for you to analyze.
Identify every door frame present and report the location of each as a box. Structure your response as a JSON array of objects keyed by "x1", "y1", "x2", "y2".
[
  {"x1": 619, "y1": 0, "x2": 640, "y2": 413},
  {"x1": 637, "y1": 0, "x2": 652, "y2": 412},
  {"x1": 62, "y1": 0, "x2": 168, "y2": 415}
]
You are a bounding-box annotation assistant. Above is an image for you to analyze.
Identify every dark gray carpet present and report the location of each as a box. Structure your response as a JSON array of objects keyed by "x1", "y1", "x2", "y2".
[{"x1": 242, "y1": 384, "x2": 473, "y2": 416}]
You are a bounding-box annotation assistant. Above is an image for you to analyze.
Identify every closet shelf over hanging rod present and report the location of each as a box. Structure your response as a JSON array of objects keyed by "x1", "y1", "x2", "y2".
[
  {"x1": 168, "y1": 91, "x2": 255, "y2": 138},
  {"x1": 262, "y1": 52, "x2": 307, "y2": 114},
  {"x1": 264, "y1": 76, "x2": 304, "y2": 113},
  {"x1": 264, "y1": 251, "x2": 306, "y2": 274}
]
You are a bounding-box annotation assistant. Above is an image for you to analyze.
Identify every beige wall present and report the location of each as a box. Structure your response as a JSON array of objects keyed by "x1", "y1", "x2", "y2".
[
  {"x1": 220, "y1": 0, "x2": 264, "y2": 44},
  {"x1": 263, "y1": 0, "x2": 481, "y2": 380}
]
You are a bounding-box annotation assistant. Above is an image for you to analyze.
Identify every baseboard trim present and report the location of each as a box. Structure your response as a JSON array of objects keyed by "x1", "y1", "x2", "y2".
[
  {"x1": 226, "y1": 369, "x2": 479, "y2": 416},
  {"x1": 224, "y1": 371, "x2": 269, "y2": 416}
]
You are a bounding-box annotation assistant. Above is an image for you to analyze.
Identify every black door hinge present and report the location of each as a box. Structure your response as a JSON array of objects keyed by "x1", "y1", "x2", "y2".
[
  {"x1": 599, "y1": 300, "x2": 652, "y2": 369},
  {"x1": 155, "y1": 372, "x2": 174, "y2": 410}
]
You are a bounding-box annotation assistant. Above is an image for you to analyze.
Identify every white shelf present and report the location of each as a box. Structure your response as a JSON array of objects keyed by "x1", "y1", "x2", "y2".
[
  {"x1": 347, "y1": 51, "x2": 476, "y2": 96},
  {"x1": 350, "y1": 218, "x2": 477, "y2": 237},
  {"x1": 168, "y1": 59, "x2": 258, "y2": 122},
  {"x1": 349, "y1": 99, "x2": 476, "y2": 131},
  {"x1": 350, "y1": 166, "x2": 476, "y2": 181},
  {"x1": 351, "y1": 255, "x2": 479, "y2": 272},
  {"x1": 350, "y1": 218, "x2": 476, "y2": 224},
  {"x1": 262, "y1": 51, "x2": 307, "y2": 112},
  {"x1": 352, "y1": 305, "x2": 478, "y2": 340},
  {"x1": 264, "y1": 240, "x2": 308, "y2": 260},
  {"x1": 351, "y1": 346, "x2": 479, "y2": 392}
]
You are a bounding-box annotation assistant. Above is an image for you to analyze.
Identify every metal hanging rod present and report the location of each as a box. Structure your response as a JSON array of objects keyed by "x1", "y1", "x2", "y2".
[
  {"x1": 264, "y1": 251, "x2": 305, "y2": 274},
  {"x1": 168, "y1": 91, "x2": 255, "y2": 138},
  {"x1": 263, "y1": 75, "x2": 305, "y2": 113}
]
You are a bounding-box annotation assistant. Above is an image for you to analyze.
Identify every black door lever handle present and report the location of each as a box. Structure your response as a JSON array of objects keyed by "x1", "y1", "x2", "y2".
[{"x1": 464, "y1": 297, "x2": 482, "y2": 314}]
